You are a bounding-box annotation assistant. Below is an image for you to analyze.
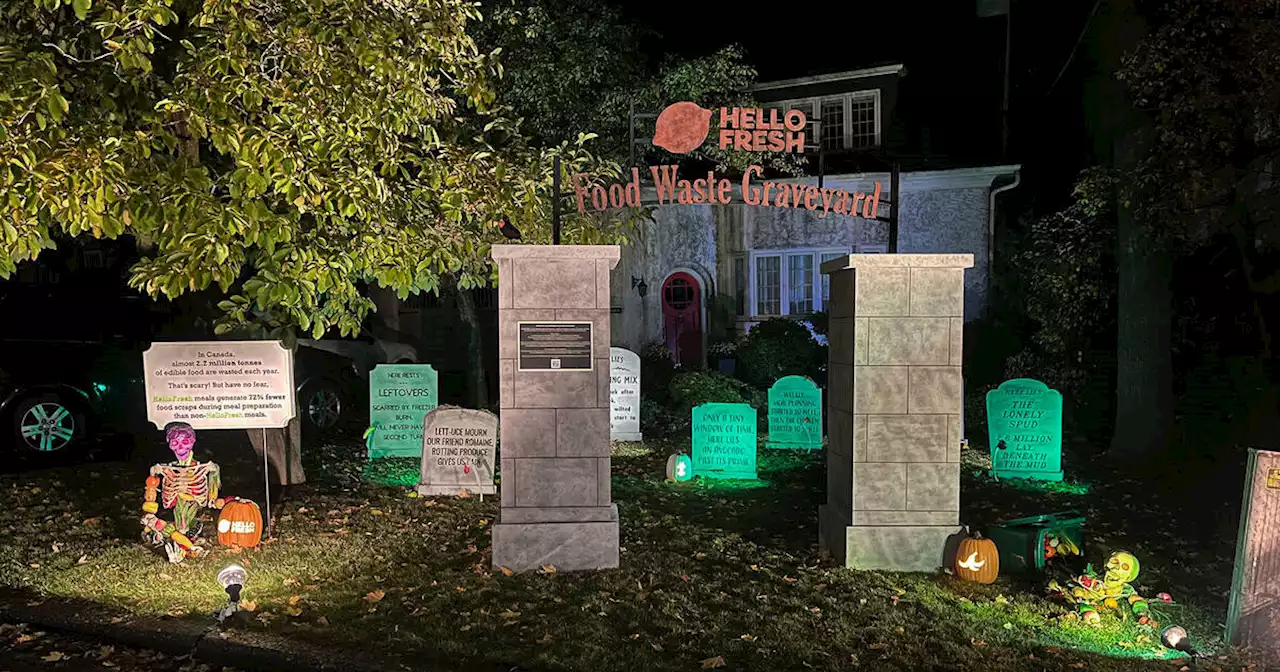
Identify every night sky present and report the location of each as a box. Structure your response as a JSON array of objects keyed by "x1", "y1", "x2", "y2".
[{"x1": 616, "y1": 0, "x2": 1100, "y2": 178}]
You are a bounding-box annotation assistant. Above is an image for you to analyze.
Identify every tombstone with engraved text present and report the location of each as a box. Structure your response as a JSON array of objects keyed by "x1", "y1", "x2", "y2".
[
  {"x1": 691, "y1": 402, "x2": 758, "y2": 480},
  {"x1": 417, "y1": 406, "x2": 498, "y2": 497},
  {"x1": 368, "y1": 364, "x2": 439, "y2": 459},
  {"x1": 766, "y1": 375, "x2": 822, "y2": 450},
  {"x1": 985, "y1": 378, "x2": 1063, "y2": 481},
  {"x1": 609, "y1": 347, "x2": 642, "y2": 441}
]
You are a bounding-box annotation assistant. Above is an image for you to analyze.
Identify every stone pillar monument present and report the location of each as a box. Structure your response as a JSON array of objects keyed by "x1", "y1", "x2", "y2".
[
  {"x1": 490, "y1": 245, "x2": 620, "y2": 572},
  {"x1": 819, "y1": 254, "x2": 973, "y2": 571}
]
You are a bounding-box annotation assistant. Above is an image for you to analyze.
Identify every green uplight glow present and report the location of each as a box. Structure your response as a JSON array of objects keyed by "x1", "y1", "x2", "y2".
[
  {"x1": 92, "y1": 382, "x2": 109, "y2": 393},
  {"x1": 997, "y1": 477, "x2": 1092, "y2": 496},
  {"x1": 362, "y1": 457, "x2": 421, "y2": 487}
]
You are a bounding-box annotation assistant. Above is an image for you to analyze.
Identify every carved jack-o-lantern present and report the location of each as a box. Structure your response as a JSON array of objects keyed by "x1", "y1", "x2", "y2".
[
  {"x1": 217, "y1": 499, "x2": 263, "y2": 548},
  {"x1": 955, "y1": 531, "x2": 1000, "y2": 584}
]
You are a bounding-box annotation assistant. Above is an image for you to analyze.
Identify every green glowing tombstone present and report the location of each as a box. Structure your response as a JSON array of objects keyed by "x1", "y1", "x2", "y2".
[
  {"x1": 986, "y1": 378, "x2": 1064, "y2": 481},
  {"x1": 691, "y1": 403, "x2": 758, "y2": 480},
  {"x1": 368, "y1": 364, "x2": 439, "y2": 458},
  {"x1": 766, "y1": 375, "x2": 822, "y2": 450}
]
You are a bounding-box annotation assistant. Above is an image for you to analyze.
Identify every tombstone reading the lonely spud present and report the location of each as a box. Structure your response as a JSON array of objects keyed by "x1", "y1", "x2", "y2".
[
  {"x1": 985, "y1": 378, "x2": 1063, "y2": 482},
  {"x1": 417, "y1": 406, "x2": 498, "y2": 497}
]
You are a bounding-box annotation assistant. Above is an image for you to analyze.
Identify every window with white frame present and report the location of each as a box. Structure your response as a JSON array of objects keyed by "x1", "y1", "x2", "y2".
[
  {"x1": 770, "y1": 91, "x2": 880, "y2": 150},
  {"x1": 751, "y1": 248, "x2": 851, "y2": 317}
]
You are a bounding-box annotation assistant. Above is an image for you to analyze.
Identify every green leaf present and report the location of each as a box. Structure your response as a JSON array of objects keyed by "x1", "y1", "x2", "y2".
[{"x1": 72, "y1": 0, "x2": 89, "y2": 20}]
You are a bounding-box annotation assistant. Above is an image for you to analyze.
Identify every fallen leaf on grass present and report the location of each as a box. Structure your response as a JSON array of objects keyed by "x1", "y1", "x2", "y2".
[
  {"x1": 364, "y1": 590, "x2": 386, "y2": 602},
  {"x1": 284, "y1": 606, "x2": 303, "y2": 617},
  {"x1": 538, "y1": 565, "x2": 557, "y2": 574},
  {"x1": 500, "y1": 610, "x2": 521, "y2": 619},
  {"x1": 76, "y1": 555, "x2": 88, "y2": 565},
  {"x1": 740, "y1": 634, "x2": 757, "y2": 642},
  {"x1": 159, "y1": 573, "x2": 172, "y2": 581},
  {"x1": 894, "y1": 627, "x2": 904, "y2": 634},
  {"x1": 370, "y1": 509, "x2": 385, "y2": 516},
  {"x1": 498, "y1": 566, "x2": 515, "y2": 577},
  {"x1": 700, "y1": 656, "x2": 726, "y2": 669},
  {"x1": 108, "y1": 617, "x2": 126, "y2": 624},
  {"x1": 781, "y1": 576, "x2": 797, "y2": 584},
  {"x1": 284, "y1": 578, "x2": 300, "y2": 586},
  {"x1": 537, "y1": 634, "x2": 553, "y2": 644},
  {"x1": 868, "y1": 643, "x2": 887, "y2": 650},
  {"x1": 239, "y1": 600, "x2": 258, "y2": 612},
  {"x1": 460, "y1": 625, "x2": 472, "y2": 632},
  {"x1": 82, "y1": 517, "x2": 101, "y2": 525},
  {"x1": 423, "y1": 500, "x2": 439, "y2": 507},
  {"x1": 42, "y1": 651, "x2": 66, "y2": 662},
  {"x1": 287, "y1": 595, "x2": 303, "y2": 606},
  {"x1": 971, "y1": 638, "x2": 986, "y2": 647}
]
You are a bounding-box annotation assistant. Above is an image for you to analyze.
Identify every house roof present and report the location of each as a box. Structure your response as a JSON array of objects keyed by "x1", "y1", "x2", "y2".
[{"x1": 749, "y1": 64, "x2": 907, "y2": 93}]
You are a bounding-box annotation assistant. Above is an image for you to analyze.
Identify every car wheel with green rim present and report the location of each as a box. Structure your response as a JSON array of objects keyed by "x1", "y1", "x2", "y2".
[{"x1": 11, "y1": 395, "x2": 84, "y2": 455}]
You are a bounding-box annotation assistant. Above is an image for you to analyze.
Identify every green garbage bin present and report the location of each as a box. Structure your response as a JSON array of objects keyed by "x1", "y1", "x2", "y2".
[{"x1": 987, "y1": 511, "x2": 1086, "y2": 574}]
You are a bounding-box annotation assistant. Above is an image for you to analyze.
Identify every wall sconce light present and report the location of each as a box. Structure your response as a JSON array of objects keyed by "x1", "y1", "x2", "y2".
[{"x1": 632, "y1": 276, "x2": 648, "y2": 298}]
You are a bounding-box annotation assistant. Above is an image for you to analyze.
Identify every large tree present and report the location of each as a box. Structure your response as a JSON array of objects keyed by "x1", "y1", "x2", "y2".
[
  {"x1": 0, "y1": 0, "x2": 640, "y2": 482},
  {"x1": 1068, "y1": 0, "x2": 1280, "y2": 458},
  {"x1": 0, "y1": 0, "x2": 637, "y2": 341}
]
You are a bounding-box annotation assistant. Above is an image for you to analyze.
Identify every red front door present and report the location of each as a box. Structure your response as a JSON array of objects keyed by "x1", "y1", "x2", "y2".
[{"x1": 662, "y1": 272, "x2": 703, "y2": 368}]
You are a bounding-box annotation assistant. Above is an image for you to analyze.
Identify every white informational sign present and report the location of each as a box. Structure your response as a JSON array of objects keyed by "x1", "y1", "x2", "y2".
[
  {"x1": 609, "y1": 347, "x2": 642, "y2": 441},
  {"x1": 143, "y1": 341, "x2": 296, "y2": 430}
]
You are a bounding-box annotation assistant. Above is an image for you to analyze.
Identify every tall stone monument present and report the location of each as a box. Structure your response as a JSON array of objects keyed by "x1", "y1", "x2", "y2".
[
  {"x1": 819, "y1": 254, "x2": 973, "y2": 571},
  {"x1": 1227, "y1": 448, "x2": 1280, "y2": 664},
  {"x1": 491, "y1": 245, "x2": 620, "y2": 572}
]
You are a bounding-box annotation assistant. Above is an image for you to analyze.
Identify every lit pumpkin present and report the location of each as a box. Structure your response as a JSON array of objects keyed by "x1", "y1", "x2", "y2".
[
  {"x1": 954, "y1": 530, "x2": 999, "y2": 584},
  {"x1": 216, "y1": 499, "x2": 263, "y2": 548}
]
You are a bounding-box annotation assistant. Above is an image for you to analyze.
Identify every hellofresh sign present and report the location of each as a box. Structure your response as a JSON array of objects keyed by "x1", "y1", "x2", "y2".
[{"x1": 572, "y1": 102, "x2": 883, "y2": 219}]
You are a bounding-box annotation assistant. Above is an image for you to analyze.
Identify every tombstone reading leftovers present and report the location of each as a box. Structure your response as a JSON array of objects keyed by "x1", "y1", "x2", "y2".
[
  {"x1": 417, "y1": 406, "x2": 498, "y2": 497},
  {"x1": 986, "y1": 378, "x2": 1064, "y2": 481},
  {"x1": 368, "y1": 364, "x2": 439, "y2": 458},
  {"x1": 691, "y1": 402, "x2": 758, "y2": 479},
  {"x1": 609, "y1": 347, "x2": 642, "y2": 441},
  {"x1": 766, "y1": 375, "x2": 822, "y2": 450}
]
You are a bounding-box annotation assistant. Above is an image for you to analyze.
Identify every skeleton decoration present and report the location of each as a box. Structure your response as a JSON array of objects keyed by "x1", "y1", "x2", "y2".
[
  {"x1": 1048, "y1": 551, "x2": 1157, "y2": 628},
  {"x1": 140, "y1": 423, "x2": 240, "y2": 563}
]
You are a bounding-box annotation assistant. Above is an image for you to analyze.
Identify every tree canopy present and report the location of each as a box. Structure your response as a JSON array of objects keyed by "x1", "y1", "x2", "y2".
[{"x1": 0, "y1": 0, "x2": 639, "y2": 340}]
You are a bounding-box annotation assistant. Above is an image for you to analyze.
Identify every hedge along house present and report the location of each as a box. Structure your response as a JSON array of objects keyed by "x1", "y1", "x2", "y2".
[{"x1": 608, "y1": 64, "x2": 1021, "y2": 367}]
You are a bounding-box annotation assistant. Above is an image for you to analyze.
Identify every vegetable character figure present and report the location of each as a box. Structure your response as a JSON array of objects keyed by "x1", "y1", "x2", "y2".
[
  {"x1": 140, "y1": 423, "x2": 238, "y2": 563},
  {"x1": 1048, "y1": 551, "x2": 1154, "y2": 627}
]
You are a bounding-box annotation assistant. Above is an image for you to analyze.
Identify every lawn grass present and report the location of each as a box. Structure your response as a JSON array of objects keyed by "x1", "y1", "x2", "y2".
[{"x1": 0, "y1": 434, "x2": 1254, "y2": 671}]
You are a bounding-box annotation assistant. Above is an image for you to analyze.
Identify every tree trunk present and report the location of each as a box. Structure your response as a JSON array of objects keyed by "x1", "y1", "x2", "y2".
[
  {"x1": 1109, "y1": 181, "x2": 1175, "y2": 458},
  {"x1": 457, "y1": 287, "x2": 489, "y2": 409},
  {"x1": 247, "y1": 416, "x2": 306, "y2": 485}
]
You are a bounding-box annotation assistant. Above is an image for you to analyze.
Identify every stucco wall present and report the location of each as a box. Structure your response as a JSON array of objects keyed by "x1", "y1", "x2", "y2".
[
  {"x1": 897, "y1": 186, "x2": 990, "y2": 323},
  {"x1": 610, "y1": 204, "x2": 718, "y2": 353},
  {"x1": 611, "y1": 176, "x2": 996, "y2": 352}
]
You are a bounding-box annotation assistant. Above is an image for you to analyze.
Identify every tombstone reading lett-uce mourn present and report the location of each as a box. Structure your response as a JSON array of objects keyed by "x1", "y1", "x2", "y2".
[
  {"x1": 691, "y1": 402, "x2": 758, "y2": 479},
  {"x1": 609, "y1": 347, "x2": 642, "y2": 441},
  {"x1": 1227, "y1": 448, "x2": 1280, "y2": 665},
  {"x1": 417, "y1": 406, "x2": 498, "y2": 497},
  {"x1": 368, "y1": 364, "x2": 439, "y2": 459},
  {"x1": 985, "y1": 378, "x2": 1063, "y2": 482},
  {"x1": 490, "y1": 245, "x2": 620, "y2": 573},
  {"x1": 767, "y1": 375, "x2": 823, "y2": 450}
]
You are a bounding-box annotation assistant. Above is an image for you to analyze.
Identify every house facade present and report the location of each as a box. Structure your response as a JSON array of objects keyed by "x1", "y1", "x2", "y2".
[{"x1": 608, "y1": 64, "x2": 1021, "y2": 367}]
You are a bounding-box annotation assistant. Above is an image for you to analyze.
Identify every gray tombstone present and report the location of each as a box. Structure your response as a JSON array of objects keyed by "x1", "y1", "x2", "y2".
[
  {"x1": 417, "y1": 406, "x2": 498, "y2": 497},
  {"x1": 490, "y1": 245, "x2": 621, "y2": 572},
  {"x1": 1227, "y1": 448, "x2": 1280, "y2": 665},
  {"x1": 609, "y1": 347, "x2": 642, "y2": 442}
]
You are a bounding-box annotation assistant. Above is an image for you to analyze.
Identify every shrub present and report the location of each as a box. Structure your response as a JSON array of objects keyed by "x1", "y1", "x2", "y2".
[
  {"x1": 735, "y1": 318, "x2": 826, "y2": 389},
  {"x1": 668, "y1": 371, "x2": 768, "y2": 432},
  {"x1": 708, "y1": 340, "x2": 737, "y2": 361},
  {"x1": 640, "y1": 397, "x2": 685, "y2": 438},
  {"x1": 639, "y1": 342, "x2": 677, "y2": 405},
  {"x1": 669, "y1": 371, "x2": 748, "y2": 410}
]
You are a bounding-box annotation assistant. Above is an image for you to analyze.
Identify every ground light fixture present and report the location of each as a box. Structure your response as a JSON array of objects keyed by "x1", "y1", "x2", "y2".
[
  {"x1": 214, "y1": 564, "x2": 246, "y2": 623},
  {"x1": 1161, "y1": 625, "x2": 1196, "y2": 656}
]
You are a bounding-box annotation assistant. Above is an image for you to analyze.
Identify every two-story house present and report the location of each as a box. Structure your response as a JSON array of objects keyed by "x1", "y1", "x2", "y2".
[{"x1": 608, "y1": 63, "x2": 1021, "y2": 367}]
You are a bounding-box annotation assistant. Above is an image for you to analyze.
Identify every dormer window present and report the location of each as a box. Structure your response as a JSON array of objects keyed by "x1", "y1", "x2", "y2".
[{"x1": 768, "y1": 90, "x2": 880, "y2": 151}]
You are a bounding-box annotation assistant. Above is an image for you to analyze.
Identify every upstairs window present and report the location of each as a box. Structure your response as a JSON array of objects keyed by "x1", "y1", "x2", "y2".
[{"x1": 769, "y1": 91, "x2": 881, "y2": 151}]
